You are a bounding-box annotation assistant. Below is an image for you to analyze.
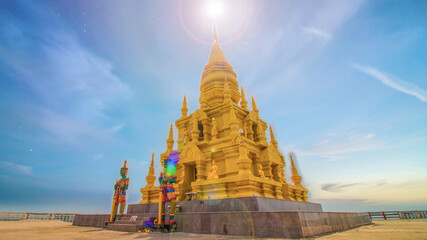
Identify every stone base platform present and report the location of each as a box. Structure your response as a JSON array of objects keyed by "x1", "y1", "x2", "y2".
[
  {"x1": 175, "y1": 211, "x2": 370, "y2": 238},
  {"x1": 127, "y1": 196, "x2": 323, "y2": 214},
  {"x1": 73, "y1": 197, "x2": 371, "y2": 238}
]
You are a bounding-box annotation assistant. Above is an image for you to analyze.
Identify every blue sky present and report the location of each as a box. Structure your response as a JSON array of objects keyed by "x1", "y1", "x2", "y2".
[{"x1": 0, "y1": 0, "x2": 426, "y2": 213}]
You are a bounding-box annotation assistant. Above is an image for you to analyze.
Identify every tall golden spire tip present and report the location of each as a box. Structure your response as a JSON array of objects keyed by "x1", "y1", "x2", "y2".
[{"x1": 213, "y1": 24, "x2": 218, "y2": 43}]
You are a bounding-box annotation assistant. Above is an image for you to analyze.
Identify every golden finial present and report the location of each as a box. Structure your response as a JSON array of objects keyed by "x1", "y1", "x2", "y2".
[
  {"x1": 168, "y1": 124, "x2": 173, "y2": 139},
  {"x1": 289, "y1": 153, "x2": 295, "y2": 166},
  {"x1": 213, "y1": 24, "x2": 218, "y2": 43},
  {"x1": 181, "y1": 95, "x2": 188, "y2": 117},
  {"x1": 269, "y1": 125, "x2": 278, "y2": 148},
  {"x1": 166, "y1": 124, "x2": 174, "y2": 151},
  {"x1": 240, "y1": 87, "x2": 248, "y2": 109},
  {"x1": 150, "y1": 153, "x2": 155, "y2": 165},
  {"x1": 252, "y1": 96, "x2": 259, "y2": 114},
  {"x1": 289, "y1": 153, "x2": 301, "y2": 185}
]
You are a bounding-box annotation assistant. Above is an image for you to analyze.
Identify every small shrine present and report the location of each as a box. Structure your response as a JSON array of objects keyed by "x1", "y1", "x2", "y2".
[{"x1": 140, "y1": 29, "x2": 309, "y2": 203}]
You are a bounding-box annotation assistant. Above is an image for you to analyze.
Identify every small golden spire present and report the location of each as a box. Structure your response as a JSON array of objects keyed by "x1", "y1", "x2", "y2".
[
  {"x1": 289, "y1": 153, "x2": 302, "y2": 185},
  {"x1": 168, "y1": 124, "x2": 173, "y2": 139},
  {"x1": 289, "y1": 153, "x2": 295, "y2": 167},
  {"x1": 252, "y1": 97, "x2": 259, "y2": 114},
  {"x1": 167, "y1": 124, "x2": 174, "y2": 151},
  {"x1": 123, "y1": 160, "x2": 127, "y2": 168},
  {"x1": 269, "y1": 125, "x2": 278, "y2": 148},
  {"x1": 145, "y1": 153, "x2": 156, "y2": 186},
  {"x1": 181, "y1": 96, "x2": 188, "y2": 117},
  {"x1": 150, "y1": 153, "x2": 155, "y2": 166},
  {"x1": 240, "y1": 87, "x2": 247, "y2": 109}
]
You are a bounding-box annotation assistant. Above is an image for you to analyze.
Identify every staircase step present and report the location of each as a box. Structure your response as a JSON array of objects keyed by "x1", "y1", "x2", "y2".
[
  {"x1": 114, "y1": 220, "x2": 145, "y2": 225},
  {"x1": 107, "y1": 223, "x2": 142, "y2": 232}
]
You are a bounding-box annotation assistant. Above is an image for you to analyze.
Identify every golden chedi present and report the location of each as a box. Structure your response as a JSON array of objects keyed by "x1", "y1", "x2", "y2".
[{"x1": 141, "y1": 29, "x2": 309, "y2": 203}]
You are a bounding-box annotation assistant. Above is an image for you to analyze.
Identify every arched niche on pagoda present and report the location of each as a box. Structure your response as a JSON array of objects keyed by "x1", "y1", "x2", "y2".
[
  {"x1": 259, "y1": 145, "x2": 285, "y2": 181},
  {"x1": 176, "y1": 142, "x2": 207, "y2": 200}
]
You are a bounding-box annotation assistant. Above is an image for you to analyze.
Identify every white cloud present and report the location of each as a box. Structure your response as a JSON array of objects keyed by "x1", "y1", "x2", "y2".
[
  {"x1": 107, "y1": 124, "x2": 125, "y2": 133},
  {"x1": 0, "y1": 161, "x2": 33, "y2": 175},
  {"x1": 314, "y1": 179, "x2": 427, "y2": 204},
  {"x1": 304, "y1": 27, "x2": 331, "y2": 40},
  {"x1": 289, "y1": 132, "x2": 386, "y2": 161},
  {"x1": 0, "y1": 11, "x2": 132, "y2": 146},
  {"x1": 92, "y1": 153, "x2": 105, "y2": 161},
  {"x1": 365, "y1": 133, "x2": 375, "y2": 139},
  {"x1": 353, "y1": 64, "x2": 427, "y2": 102},
  {"x1": 245, "y1": 0, "x2": 366, "y2": 97}
]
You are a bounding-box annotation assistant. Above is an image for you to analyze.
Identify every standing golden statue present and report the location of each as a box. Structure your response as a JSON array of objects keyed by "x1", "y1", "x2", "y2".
[
  {"x1": 257, "y1": 162, "x2": 265, "y2": 178},
  {"x1": 211, "y1": 118, "x2": 218, "y2": 140},
  {"x1": 110, "y1": 160, "x2": 129, "y2": 222},
  {"x1": 243, "y1": 122, "x2": 248, "y2": 138}
]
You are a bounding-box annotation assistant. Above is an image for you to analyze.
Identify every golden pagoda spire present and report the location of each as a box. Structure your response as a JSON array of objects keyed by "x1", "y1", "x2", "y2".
[
  {"x1": 166, "y1": 124, "x2": 174, "y2": 151},
  {"x1": 240, "y1": 87, "x2": 248, "y2": 109},
  {"x1": 213, "y1": 24, "x2": 218, "y2": 43},
  {"x1": 289, "y1": 153, "x2": 302, "y2": 185},
  {"x1": 269, "y1": 125, "x2": 278, "y2": 148},
  {"x1": 252, "y1": 97, "x2": 259, "y2": 115},
  {"x1": 145, "y1": 153, "x2": 156, "y2": 186},
  {"x1": 181, "y1": 96, "x2": 188, "y2": 117},
  {"x1": 208, "y1": 26, "x2": 228, "y2": 64},
  {"x1": 201, "y1": 25, "x2": 238, "y2": 107}
]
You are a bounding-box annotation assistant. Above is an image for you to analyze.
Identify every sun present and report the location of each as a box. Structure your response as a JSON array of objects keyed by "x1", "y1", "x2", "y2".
[{"x1": 205, "y1": 0, "x2": 225, "y2": 20}]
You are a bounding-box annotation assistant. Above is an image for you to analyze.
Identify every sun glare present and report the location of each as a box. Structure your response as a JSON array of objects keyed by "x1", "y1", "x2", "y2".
[{"x1": 205, "y1": 1, "x2": 225, "y2": 19}]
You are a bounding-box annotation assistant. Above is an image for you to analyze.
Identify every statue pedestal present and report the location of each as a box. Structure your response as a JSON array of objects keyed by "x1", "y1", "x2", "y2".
[{"x1": 74, "y1": 197, "x2": 371, "y2": 238}]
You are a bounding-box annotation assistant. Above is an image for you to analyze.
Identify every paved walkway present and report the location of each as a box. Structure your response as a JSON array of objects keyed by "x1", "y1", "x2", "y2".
[{"x1": 1, "y1": 219, "x2": 427, "y2": 239}]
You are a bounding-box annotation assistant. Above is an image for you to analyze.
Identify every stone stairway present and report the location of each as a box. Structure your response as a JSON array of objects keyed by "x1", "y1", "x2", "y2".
[{"x1": 106, "y1": 214, "x2": 148, "y2": 232}]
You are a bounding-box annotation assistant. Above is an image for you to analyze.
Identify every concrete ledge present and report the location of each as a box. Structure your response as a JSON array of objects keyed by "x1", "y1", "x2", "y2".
[
  {"x1": 127, "y1": 196, "x2": 322, "y2": 214},
  {"x1": 298, "y1": 211, "x2": 371, "y2": 237},
  {"x1": 107, "y1": 223, "x2": 142, "y2": 232},
  {"x1": 73, "y1": 214, "x2": 109, "y2": 228},
  {"x1": 175, "y1": 211, "x2": 371, "y2": 238}
]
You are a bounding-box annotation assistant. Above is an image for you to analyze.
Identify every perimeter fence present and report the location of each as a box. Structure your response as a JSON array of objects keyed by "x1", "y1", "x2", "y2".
[
  {"x1": 367, "y1": 210, "x2": 427, "y2": 220},
  {"x1": 0, "y1": 212, "x2": 75, "y2": 222}
]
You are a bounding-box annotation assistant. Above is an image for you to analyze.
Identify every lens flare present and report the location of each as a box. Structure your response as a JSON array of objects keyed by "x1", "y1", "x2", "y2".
[
  {"x1": 205, "y1": 1, "x2": 225, "y2": 20},
  {"x1": 165, "y1": 151, "x2": 180, "y2": 176},
  {"x1": 178, "y1": 0, "x2": 253, "y2": 45}
]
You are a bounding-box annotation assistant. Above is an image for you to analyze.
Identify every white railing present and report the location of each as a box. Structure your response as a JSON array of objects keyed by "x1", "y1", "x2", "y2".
[{"x1": 0, "y1": 212, "x2": 75, "y2": 222}]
